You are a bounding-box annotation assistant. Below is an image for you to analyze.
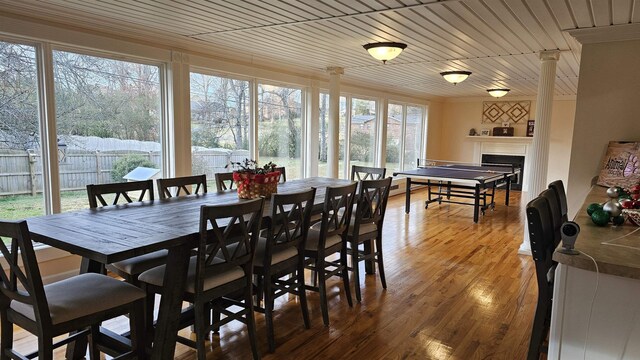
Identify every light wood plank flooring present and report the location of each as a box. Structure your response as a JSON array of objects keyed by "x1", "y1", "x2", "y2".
[{"x1": 9, "y1": 188, "x2": 537, "y2": 359}]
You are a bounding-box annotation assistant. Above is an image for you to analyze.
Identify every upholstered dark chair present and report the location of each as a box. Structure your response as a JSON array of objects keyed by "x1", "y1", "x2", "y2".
[
  {"x1": 304, "y1": 182, "x2": 357, "y2": 325},
  {"x1": 157, "y1": 174, "x2": 207, "y2": 199},
  {"x1": 87, "y1": 180, "x2": 168, "y2": 286},
  {"x1": 0, "y1": 220, "x2": 146, "y2": 360},
  {"x1": 525, "y1": 196, "x2": 557, "y2": 360},
  {"x1": 215, "y1": 172, "x2": 235, "y2": 191},
  {"x1": 139, "y1": 199, "x2": 264, "y2": 360},
  {"x1": 346, "y1": 177, "x2": 393, "y2": 302},
  {"x1": 350, "y1": 165, "x2": 386, "y2": 181},
  {"x1": 253, "y1": 188, "x2": 315, "y2": 352}
]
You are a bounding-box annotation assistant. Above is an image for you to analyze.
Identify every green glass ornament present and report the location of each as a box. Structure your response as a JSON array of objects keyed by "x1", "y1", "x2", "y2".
[
  {"x1": 591, "y1": 209, "x2": 610, "y2": 226},
  {"x1": 587, "y1": 203, "x2": 603, "y2": 216}
]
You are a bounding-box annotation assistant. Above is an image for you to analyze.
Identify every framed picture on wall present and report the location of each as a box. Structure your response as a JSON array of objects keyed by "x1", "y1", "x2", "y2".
[
  {"x1": 480, "y1": 129, "x2": 491, "y2": 136},
  {"x1": 526, "y1": 120, "x2": 535, "y2": 137}
]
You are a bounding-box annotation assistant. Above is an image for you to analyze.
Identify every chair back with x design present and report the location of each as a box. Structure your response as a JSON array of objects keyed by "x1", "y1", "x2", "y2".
[
  {"x1": 353, "y1": 177, "x2": 392, "y2": 232},
  {"x1": 351, "y1": 165, "x2": 386, "y2": 181},
  {"x1": 319, "y1": 183, "x2": 358, "y2": 243},
  {"x1": 0, "y1": 221, "x2": 51, "y2": 328},
  {"x1": 157, "y1": 174, "x2": 207, "y2": 199},
  {"x1": 265, "y1": 188, "x2": 316, "y2": 259},
  {"x1": 215, "y1": 172, "x2": 236, "y2": 191},
  {"x1": 86, "y1": 180, "x2": 154, "y2": 208},
  {"x1": 196, "y1": 198, "x2": 264, "y2": 294}
]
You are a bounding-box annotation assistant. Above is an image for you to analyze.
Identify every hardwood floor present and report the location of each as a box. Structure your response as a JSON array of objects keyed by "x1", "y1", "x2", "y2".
[{"x1": 10, "y1": 188, "x2": 537, "y2": 359}]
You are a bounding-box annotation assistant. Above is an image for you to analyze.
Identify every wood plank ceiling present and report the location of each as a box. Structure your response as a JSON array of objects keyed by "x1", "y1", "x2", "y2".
[{"x1": 1, "y1": 0, "x2": 639, "y2": 98}]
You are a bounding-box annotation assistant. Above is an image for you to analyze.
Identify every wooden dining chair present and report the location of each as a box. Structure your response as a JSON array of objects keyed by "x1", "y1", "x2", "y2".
[
  {"x1": 215, "y1": 171, "x2": 235, "y2": 191},
  {"x1": 525, "y1": 196, "x2": 557, "y2": 360},
  {"x1": 0, "y1": 220, "x2": 146, "y2": 360},
  {"x1": 157, "y1": 174, "x2": 207, "y2": 199},
  {"x1": 251, "y1": 188, "x2": 315, "y2": 352},
  {"x1": 346, "y1": 177, "x2": 393, "y2": 302},
  {"x1": 273, "y1": 166, "x2": 287, "y2": 183},
  {"x1": 548, "y1": 180, "x2": 569, "y2": 223},
  {"x1": 138, "y1": 198, "x2": 264, "y2": 360},
  {"x1": 350, "y1": 165, "x2": 386, "y2": 181},
  {"x1": 304, "y1": 182, "x2": 357, "y2": 325},
  {"x1": 540, "y1": 188, "x2": 563, "y2": 248},
  {"x1": 87, "y1": 180, "x2": 166, "y2": 285},
  {"x1": 86, "y1": 179, "x2": 154, "y2": 208}
]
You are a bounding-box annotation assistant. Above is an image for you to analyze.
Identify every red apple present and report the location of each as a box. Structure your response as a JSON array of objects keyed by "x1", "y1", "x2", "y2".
[
  {"x1": 632, "y1": 185, "x2": 640, "y2": 194},
  {"x1": 633, "y1": 200, "x2": 640, "y2": 209},
  {"x1": 621, "y1": 199, "x2": 635, "y2": 209},
  {"x1": 633, "y1": 193, "x2": 640, "y2": 200}
]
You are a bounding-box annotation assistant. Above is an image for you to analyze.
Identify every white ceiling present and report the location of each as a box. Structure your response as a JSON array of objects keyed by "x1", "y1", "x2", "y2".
[{"x1": 1, "y1": 0, "x2": 639, "y2": 98}]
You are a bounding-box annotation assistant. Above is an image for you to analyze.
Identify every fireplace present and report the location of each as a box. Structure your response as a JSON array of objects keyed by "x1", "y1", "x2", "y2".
[{"x1": 482, "y1": 154, "x2": 525, "y2": 190}]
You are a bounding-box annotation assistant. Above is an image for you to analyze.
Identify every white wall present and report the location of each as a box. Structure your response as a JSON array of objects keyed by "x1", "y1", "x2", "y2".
[
  {"x1": 567, "y1": 39, "x2": 640, "y2": 218},
  {"x1": 439, "y1": 97, "x2": 576, "y2": 189}
]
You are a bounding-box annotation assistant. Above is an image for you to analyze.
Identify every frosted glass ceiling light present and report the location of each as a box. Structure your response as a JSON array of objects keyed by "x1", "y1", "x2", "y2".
[
  {"x1": 440, "y1": 71, "x2": 472, "y2": 85},
  {"x1": 363, "y1": 42, "x2": 407, "y2": 63},
  {"x1": 487, "y1": 88, "x2": 510, "y2": 98}
]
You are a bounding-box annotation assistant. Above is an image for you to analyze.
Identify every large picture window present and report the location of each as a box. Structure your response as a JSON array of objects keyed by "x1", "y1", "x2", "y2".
[
  {"x1": 350, "y1": 98, "x2": 377, "y2": 169},
  {"x1": 0, "y1": 41, "x2": 45, "y2": 219},
  {"x1": 404, "y1": 105, "x2": 424, "y2": 170},
  {"x1": 53, "y1": 50, "x2": 162, "y2": 212},
  {"x1": 257, "y1": 84, "x2": 303, "y2": 179},
  {"x1": 190, "y1": 72, "x2": 250, "y2": 179}
]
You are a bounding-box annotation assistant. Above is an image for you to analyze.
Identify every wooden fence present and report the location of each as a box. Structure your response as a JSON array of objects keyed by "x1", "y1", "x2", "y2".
[{"x1": 0, "y1": 148, "x2": 249, "y2": 196}]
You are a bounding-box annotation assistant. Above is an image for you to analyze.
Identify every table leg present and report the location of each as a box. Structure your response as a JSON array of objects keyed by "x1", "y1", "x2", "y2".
[
  {"x1": 405, "y1": 178, "x2": 411, "y2": 214},
  {"x1": 65, "y1": 258, "x2": 105, "y2": 360},
  {"x1": 150, "y1": 244, "x2": 191, "y2": 360},
  {"x1": 505, "y1": 176, "x2": 511, "y2": 206},
  {"x1": 473, "y1": 184, "x2": 480, "y2": 223}
]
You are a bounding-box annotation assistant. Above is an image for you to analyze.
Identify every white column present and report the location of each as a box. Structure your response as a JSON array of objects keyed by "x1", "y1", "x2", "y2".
[
  {"x1": 519, "y1": 50, "x2": 560, "y2": 254},
  {"x1": 168, "y1": 51, "x2": 191, "y2": 177},
  {"x1": 306, "y1": 82, "x2": 320, "y2": 177},
  {"x1": 327, "y1": 67, "x2": 343, "y2": 178}
]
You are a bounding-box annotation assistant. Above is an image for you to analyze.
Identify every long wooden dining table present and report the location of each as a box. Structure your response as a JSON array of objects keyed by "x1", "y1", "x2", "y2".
[{"x1": 26, "y1": 177, "x2": 353, "y2": 360}]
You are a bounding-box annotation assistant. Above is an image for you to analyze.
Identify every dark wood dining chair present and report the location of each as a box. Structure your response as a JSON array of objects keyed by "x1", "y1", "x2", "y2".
[
  {"x1": 86, "y1": 179, "x2": 154, "y2": 208},
  {"x1": 215, "y1": 171, "x2": 235, "y2": 191},
  {"x1": 273, "y1": 166, "x2": 286, "y2": 183},
  {"x1": 253, "y1": 188, "x2": 315, "y2": 352},
  {"x1": 346, "y1": 177, "x2": 393, "y2": 302},
  {"x1": 350, "y1": 165, "x2": 386, "y2": 181},
  {"x1": 138, "y1": 198, "x2": 264, "y2": 360},
  {"x1": 87, "y1": 180, "x2": 166, "y2": 286},
  {"x1": 548, "y1": 180, "x2": 569, "y2": 223},
  {"x1": 157, "y1": 174, "x2": 207, "y2": 199},
  {"x1": 0, "y1": 220, "x2": 146, "y2": 360},
  {"x1": 525, "y1": 196, "x2": 556, "y2": 360},
  {"x1": 540, "y1": 188, "x2": 563, "y2": 248},
  {"x1": 304, "y1": 182, "x2": 357, "y2": 325}
]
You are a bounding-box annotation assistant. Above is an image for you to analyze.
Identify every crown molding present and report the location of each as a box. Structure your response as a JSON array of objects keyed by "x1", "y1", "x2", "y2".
[{"x1": 568, "y1": 23, "x2": 640, "y2": 45}]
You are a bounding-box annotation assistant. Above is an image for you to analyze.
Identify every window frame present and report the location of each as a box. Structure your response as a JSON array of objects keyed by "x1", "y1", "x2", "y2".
[{"x1": 385, "y1": 101, "x2": 427, "y2": 172}]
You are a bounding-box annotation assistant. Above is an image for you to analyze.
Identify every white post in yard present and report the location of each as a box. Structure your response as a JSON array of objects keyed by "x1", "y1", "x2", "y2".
[{"x1": 519, "y1": 50, "x2": 560, "y2": 255}]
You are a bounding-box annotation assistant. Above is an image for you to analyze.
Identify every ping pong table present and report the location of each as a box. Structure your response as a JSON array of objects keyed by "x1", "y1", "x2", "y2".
[{"x1": 393, "y1": 160, "x2": 520, "y2": 223}]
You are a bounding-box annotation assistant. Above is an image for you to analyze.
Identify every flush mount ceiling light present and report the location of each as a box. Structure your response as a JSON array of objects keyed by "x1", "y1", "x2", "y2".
[
  {"x1": 440, "y1": 71, "x2": 472, "y2": 85},
  {"x1": 363, "y1": 42, "x2": 407, "y2": 63},
  {"x1": 487, "y1": 88, "x2": 511, "y2": 98}
]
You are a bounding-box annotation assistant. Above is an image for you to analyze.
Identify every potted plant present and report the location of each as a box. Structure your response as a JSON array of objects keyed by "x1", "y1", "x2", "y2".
[{"x1": 228, "y1": 159, "x2": 281, "y2": 199}]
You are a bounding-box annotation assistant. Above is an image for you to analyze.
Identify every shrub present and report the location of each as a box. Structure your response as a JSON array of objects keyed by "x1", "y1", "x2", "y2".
[{"x1": 111, "y1": 154, "x2": 156, "y2": 181}]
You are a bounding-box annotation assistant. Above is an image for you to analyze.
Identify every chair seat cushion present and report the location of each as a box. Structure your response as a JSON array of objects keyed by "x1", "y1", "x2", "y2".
[
  {"x1": 253, "y1": 238, "x2": 298, "y2": 267},
  {"x1": 10, "y1": 273, "x2": 145, "y2": 325},
  {"x1": 109, "y1": 249, "x2": 169, "y2": 275},
  {"x1": 305, "y1": 228, "x2": 342, "y2": 251},
  {"x1": 138, "y1": 256, "x2": 244, "y2": 294},
  {"x1": 348, "y1": 220, "x2": 378, "y2": 237}
]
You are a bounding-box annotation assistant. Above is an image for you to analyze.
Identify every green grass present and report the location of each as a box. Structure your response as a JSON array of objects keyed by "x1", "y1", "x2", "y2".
[{"x1": 0, "y1": 190, "x2": 90, "y2": 221}]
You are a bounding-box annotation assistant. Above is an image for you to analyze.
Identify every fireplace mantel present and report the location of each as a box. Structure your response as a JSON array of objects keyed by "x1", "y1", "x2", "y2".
[{"x1": 466, "y1": 136, "x2": 532, "y2": 191}]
